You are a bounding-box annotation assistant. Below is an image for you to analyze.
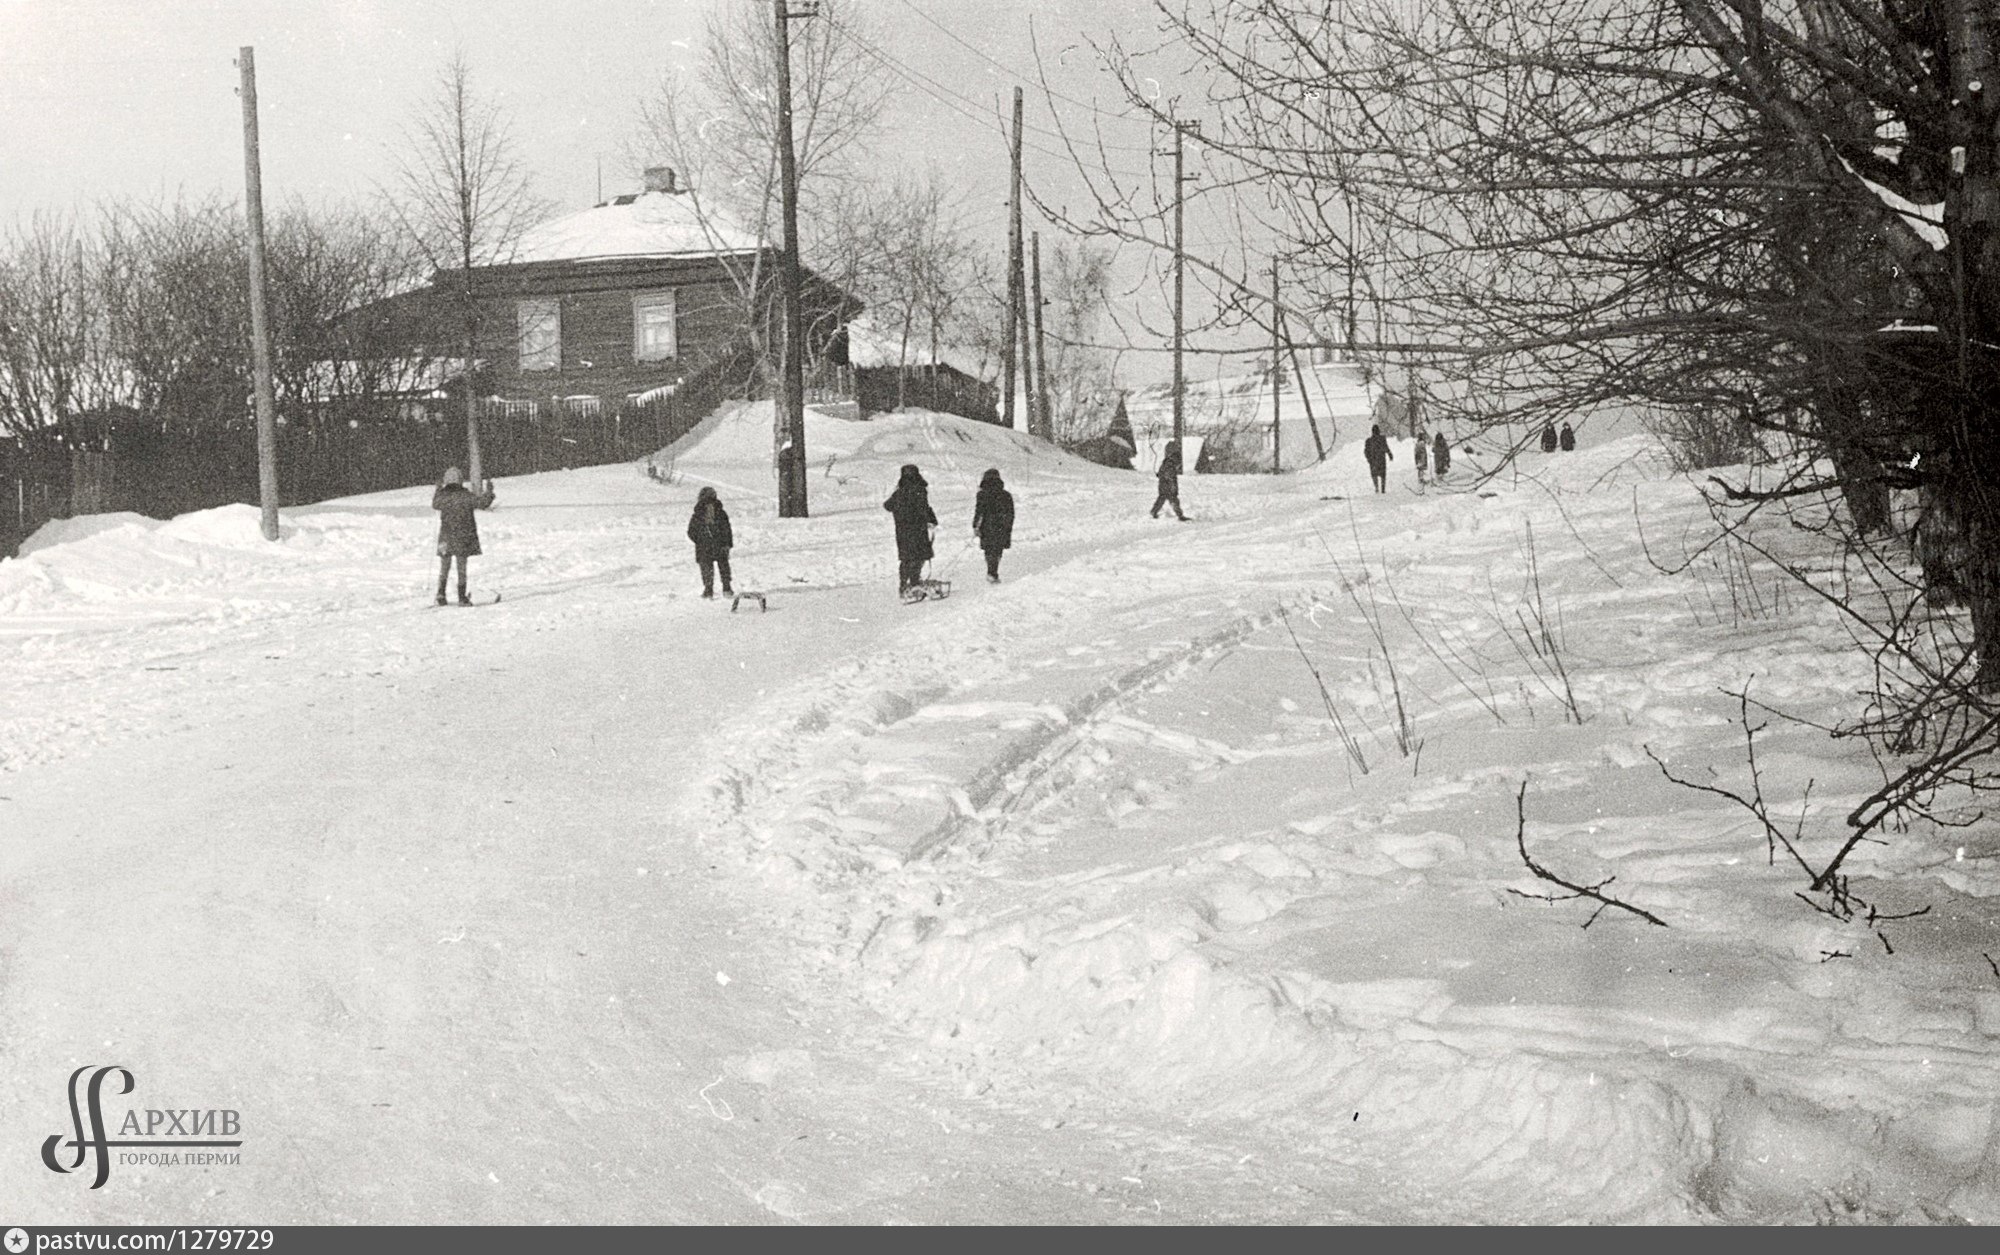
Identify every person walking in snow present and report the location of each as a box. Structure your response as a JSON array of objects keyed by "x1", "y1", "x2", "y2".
[
  {"x1": 884, "y1": 463, "x2": 938, "y2": 594},
  {"x1": 1559, "y1": 421, "x2": 1576, "y2": 452},
  {"x1": 1150, "y1": 439, "x2": 1188, "y2": 520},
  {"x1": 972, "y1": 467, "x2": 1015, "y2": 583},
  {"x1": 1540, "y1": 422, "x2": 1559, "y2": 453},
  {"x1": 1363, "y1": 424, "x2": 1392, "y2": 493},
  {"x1": 1432, "y1": 430, "x2": 1452, "y2": 479},
  {"x1": 432, "y1": 466, "x2": 496, "y2": 606},
  {"x1": 686, "y1": 485, "x2": 734, "y2": 600},
  {"x1": 1413, "y1": 427, "x2": 1430, "y2": 486}
]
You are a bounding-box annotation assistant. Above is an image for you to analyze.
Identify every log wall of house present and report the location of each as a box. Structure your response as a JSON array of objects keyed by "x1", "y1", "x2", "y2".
[{"x1": 433, "y1": 252, "x2": 854, "y2": 403}]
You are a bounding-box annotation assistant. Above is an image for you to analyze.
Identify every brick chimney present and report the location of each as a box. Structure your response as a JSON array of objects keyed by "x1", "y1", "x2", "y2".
[{"x1": 643, "y1": 166, "x2": 679, "y2": 195}]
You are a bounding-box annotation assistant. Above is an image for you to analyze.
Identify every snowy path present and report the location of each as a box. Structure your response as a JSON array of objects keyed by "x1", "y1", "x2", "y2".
[
  {"x1": 0, "y1": 568, "x2": 1222, "y2": 1222},
  {"x1": 5, "y1": 406, "x2": 1998, "y2": 1223}
]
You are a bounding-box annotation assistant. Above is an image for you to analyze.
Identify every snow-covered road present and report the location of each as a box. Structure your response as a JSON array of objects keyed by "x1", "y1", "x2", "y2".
[{"x1": 4, "y1": 403, "x2": 1998, "y2": 1223}]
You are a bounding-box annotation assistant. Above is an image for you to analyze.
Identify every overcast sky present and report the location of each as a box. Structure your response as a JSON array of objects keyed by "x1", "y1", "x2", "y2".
[{"x1": 0, "y1": 0, "x2": 1267, "y2": 382}]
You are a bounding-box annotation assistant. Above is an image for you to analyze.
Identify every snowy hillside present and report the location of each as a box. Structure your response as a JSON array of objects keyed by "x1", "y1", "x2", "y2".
[{"x1": 2, "y1": 404, "x2": 1996, "y2": 1224}]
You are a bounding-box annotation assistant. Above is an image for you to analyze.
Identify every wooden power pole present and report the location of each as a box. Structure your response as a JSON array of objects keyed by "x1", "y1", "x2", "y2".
[
  {"x1": 774, "y1": 0, "x2": 808, "y2": 517},
  {"x1": 238, "y1": 47, "x2": 281, "y2": 542},
  {"x1": 1169, "y1": 118, "x2": 1199, "y2": 448},
  {"x1": 1002, "y1": 87, "x2": 1024, "y2": 431},
  {"x1": 1031, "y1": 230, "x2": 1051, "y2": 440},
  {"x1": 1271, "y1": 260, "x2": 1282, "y2": 475}
]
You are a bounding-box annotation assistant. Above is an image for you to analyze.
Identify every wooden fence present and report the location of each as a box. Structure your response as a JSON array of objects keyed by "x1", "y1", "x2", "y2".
[{"x1": 1, "y1": 345, "x2": 757, "y2": 559}]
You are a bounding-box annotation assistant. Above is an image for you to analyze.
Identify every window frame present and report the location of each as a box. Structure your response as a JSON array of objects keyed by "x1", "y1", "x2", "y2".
[
  {"x1": 517, "y1": 298, "x2": 561, "y2": 373},
  {"x1": 632, "y1": 289, "x2": 678, "y2": 363}
]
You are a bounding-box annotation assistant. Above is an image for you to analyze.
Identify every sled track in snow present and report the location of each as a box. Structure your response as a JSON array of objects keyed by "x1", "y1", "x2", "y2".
[{"x1": 903, "y1": 600, "x2": 1300, "y2": 861}]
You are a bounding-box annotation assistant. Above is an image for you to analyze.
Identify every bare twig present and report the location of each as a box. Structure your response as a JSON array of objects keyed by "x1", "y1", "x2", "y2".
[
  {"x1": 1278, "y1": 606, "x2": 1369, "y2": 778},
  {"x1": 1506, "y1": 780, "x2": 1667, "y2": 928}
]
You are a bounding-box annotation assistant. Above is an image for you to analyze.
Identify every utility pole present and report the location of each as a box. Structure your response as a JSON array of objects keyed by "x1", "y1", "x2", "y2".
[
  {"x1": 1278, "y1": 304, "x2": 1327, "y2": 462},
  {"x1": 1170, "y1": 117, "x2": 1199, "y2": 447},
  {"x1": 1002, "y1": 87, "x2": 1024, "y2": 431},
  {"x1": 1271, "y1": 260, "x2": 1282, "y2": 475},
  {"x1": 238, "y1": 47, "x2": 281, "y2": 542},
  {"x1": 1031, "y1": 230, "x2": 1051, "y2": 440},
  {"x1": 774, "y1": 0, "x2": 810, "y2": 517}
]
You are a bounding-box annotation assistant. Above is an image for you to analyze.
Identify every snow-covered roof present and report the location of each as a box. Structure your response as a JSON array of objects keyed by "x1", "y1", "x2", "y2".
[
  {"x1": 511, "y1": 189, "x2": 763, "y2": 264},
  {"x1": 843, "y1": 315, "x2": 989, "y2": 378}
]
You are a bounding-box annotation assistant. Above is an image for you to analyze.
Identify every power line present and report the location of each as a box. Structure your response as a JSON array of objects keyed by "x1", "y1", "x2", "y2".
[
  {"x1": 889, "y1": 0, "x2": 1158, "y2": 148},
  {"x1": 822, "y1": 10, "x2": 1155, "y2": 181}
]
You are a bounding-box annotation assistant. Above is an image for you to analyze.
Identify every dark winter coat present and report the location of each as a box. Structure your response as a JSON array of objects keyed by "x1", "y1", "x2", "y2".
[
  {"x1": 1559, "y1": 423, "x2": 1576, "y2": 452},
  {"x1": 433, "y1": 482, "x2": 495, "y2": 557},
  {"x1": 973, "y1": 481, "x2": 1015, "y2": 552},
  {"x1": 1432, "y1": 434, "x2": 1452, "y2": 476},
  {"x1": 687, "y1": 498, "x2": 733, "y2": 562},
  {"x1": 1540, "y1": 424, "x2": 1560, "y2": 453},
  {"x1": 1363, "y1": 431, "x2": 1392, "y2": 472},
  {"x1": 1156, "y1": 443, "x2": 1183, "y2": 483},
  {"x1": 884, "y1": 470, "x2": 937, "y2": 562}
]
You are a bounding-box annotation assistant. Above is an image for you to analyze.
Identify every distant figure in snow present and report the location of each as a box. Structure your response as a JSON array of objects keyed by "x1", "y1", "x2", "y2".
[
  {"x1": 686, "y1": 485, "x2": 734, "y2": 599},
  {"x1": 1540, "y1": 423, "x2": 1559, "y2": 453},
  {"x1": 972, "y1": 468, "x2": 1015, "y2": 583},
  {"x1": 1363, "y1": 424, "x2": 1392, "y2": 493},
  {"x1": 1559, "y1": 422, "x2": 1576, "y2": 452},
  {"x1": 1432, "y1": 431, "x2": 1452, "y2": 479},
  {"x1": 883, "y1": 463, "x2": 938, "y2": 593},
  {"x1": 432, "y1": 466, "x2": 495, "y2": 606},
  {"x1": 1150, "y1": 439, "x2": 1188, "y2": 520},
  {"x1": 1413, "y1": 428, "x2": 1430, "y2": 485}
]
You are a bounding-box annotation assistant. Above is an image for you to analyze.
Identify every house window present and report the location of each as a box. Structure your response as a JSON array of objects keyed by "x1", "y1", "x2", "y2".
[
  {"x1": 518, "y1": 299, "x2": 561, "y2": 372},
  {"x1": 633, "y1": 290, "x2": 677, "y2": 362}
]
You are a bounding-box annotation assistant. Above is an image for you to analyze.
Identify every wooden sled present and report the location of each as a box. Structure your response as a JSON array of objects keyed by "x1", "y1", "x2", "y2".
[
  {"x1": 730, "y1": 590, "x2": 768, "y2": 612},
  {"x1": 900, "y1": 578, "x2": 952, "y2": 604}
]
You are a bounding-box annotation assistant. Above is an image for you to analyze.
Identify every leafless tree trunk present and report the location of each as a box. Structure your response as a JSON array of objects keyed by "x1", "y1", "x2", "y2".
[{"x1": 386, "y1": 52, "x2": 543, "y2": 488}]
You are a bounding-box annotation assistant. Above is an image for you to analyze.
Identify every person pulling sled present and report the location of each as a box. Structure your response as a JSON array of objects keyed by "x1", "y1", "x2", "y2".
[
  {"x1": 432, "y1": 466, "x2": 495, "y2": 605},
  {"x1": 884, "y1": 463, "x2": 939, "y2": 596}
]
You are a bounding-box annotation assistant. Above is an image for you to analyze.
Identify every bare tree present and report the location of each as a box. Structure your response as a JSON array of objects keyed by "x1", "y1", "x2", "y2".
[
  {"x1": 0, "y1": 213, "x2": 115, "y2": 435},
  {"x1": 264, "y1": 204, "x2": 427, "y2": 424},
  {"x1": 1054, "y1": 0, "x2": 2000, "y2": 930},
  {"x1": 629, "y1": 1, "x2": 892, "y2": 433},
  {"x1": 386, "y1": 53, "x2": 543, "y2": 486},
  {"x1": 98, "y1": 196, "x2": 251, "y2": 428},
  {"x1": 1041, "y1": 239, "x2": 1119, "y2": 445}
]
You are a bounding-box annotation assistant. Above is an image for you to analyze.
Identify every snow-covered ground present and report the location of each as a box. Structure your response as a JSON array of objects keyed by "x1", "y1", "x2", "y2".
[{"x1": 2, "y1": 402, "x2": 1997, "y2": 1224}]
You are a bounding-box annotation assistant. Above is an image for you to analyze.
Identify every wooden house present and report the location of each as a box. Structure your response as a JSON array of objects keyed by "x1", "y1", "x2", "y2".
[{"x1": 381, "y1": 168, "x2": 860, "y2": 413}]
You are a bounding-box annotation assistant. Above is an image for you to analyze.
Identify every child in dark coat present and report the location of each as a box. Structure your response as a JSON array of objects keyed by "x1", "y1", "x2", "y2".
[
  {"x1": 1150, "y1": 440, "x2": 1187, "y2": 520},
  {"x1": 1432, "y1": 431, "x2": 1452, "y2": 478},
  {"x1": 686, "y1": 486, "x2": 734, "y2": 599},
  {"x1": 432, "y1": 466, "x2": 495, "y2": 605},
  {"x1": 972, "y1": 468, "x2": 1015, "y2": 583},
  {"x1": 1363, "y1": 425, "x2": 1392, "y2": 493},
  {"x1": 883, "y1": 463, "x2": 937, "y2": 593}
]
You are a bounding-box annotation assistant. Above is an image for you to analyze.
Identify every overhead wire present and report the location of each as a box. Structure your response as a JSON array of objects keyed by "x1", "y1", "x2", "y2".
[
  {"x1": 888, "y1": 0, "x2": 1160, "y2": 146},
  {"x1": 819, "y1": 8, "x2": 1157, "y2": 182}
]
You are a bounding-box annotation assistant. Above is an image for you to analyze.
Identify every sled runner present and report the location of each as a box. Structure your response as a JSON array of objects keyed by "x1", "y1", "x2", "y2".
[
  {"x1": 900, "y1": 578, "x2": 952, "y2": 604},
  {"x1": 730, "y1": 590, "x2": 767, "y2": 612}
]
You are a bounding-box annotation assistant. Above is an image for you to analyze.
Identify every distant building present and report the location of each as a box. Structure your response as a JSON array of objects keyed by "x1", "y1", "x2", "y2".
[
  {"x1": 838, "y1": 316, "x2": 998, "y2": 424},
  {"x1": 1068, "y1": 396, "x2": 1137, "y2": 470},
  {"x1": 371, "y1": 167, "x2": 860, "y2": 415},
  {"x1": 1121, "y1": 360, "x2": 1376, "y2": 472}
]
